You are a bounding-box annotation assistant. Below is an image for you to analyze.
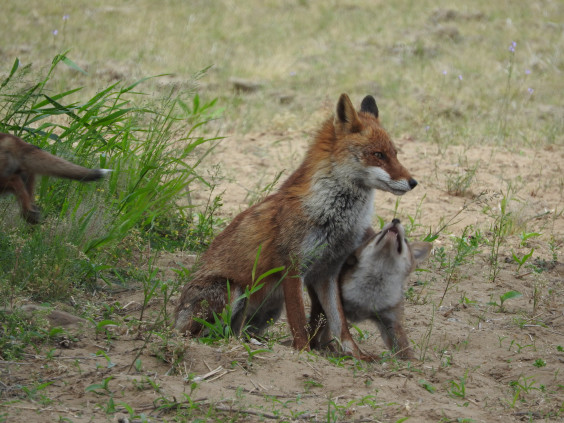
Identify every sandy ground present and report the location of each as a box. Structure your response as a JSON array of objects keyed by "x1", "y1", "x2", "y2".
[{"x1": 2, "y1": 124, "x2": 563, "y2": 422}]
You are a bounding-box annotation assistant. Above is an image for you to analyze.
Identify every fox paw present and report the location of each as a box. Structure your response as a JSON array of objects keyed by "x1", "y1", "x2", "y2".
[
  {"x1": 22, "y1": 207, "x2": 41, "y2": 224},
  {"x1": 355, "y1": 351, "x2": 379, "y2": 362},
  {"x1": 394, "y1": 348, "x2": 415, "y2": 360}
]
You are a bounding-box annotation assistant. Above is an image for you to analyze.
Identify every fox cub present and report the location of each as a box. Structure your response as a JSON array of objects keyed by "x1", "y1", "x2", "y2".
[
  {"x1": 0, "y1": 133, "x2": 111, "y2": 223},
  {"x1": 175, "y1": 94, "x2": 417, "y2": 360},
  {"x1": 310, "y1": 219, "x2": 432, "y2": 359}
]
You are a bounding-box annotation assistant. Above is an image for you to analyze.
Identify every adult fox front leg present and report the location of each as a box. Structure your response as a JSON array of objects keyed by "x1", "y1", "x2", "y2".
[{"x1": 175, "y1": 93, "x2": 417, "y2": 359}]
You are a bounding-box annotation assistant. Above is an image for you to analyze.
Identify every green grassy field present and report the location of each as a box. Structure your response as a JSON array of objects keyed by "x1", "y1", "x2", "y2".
[{"x1": 3, "y1": 0, "x2": 562, "y2": 139}]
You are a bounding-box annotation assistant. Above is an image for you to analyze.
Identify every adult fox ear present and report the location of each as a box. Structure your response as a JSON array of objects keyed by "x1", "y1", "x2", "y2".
[
  {"x1": 335, "y1": 93, "x2": 362, "y2": 133},
  {"x1": 411, "y1": 242, "x2": 433, "y2": 265},
  {"x1": 360, "y1": 95, "x2": 379, "y2": 119}
]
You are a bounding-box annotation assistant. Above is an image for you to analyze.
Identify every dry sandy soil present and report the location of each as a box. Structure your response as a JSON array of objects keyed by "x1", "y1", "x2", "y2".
[{"x1": 2, "y1": 120, "x2": 563, "y2": 422}]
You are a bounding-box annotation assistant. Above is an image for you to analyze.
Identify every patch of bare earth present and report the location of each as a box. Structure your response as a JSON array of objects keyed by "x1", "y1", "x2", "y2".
[{"x1": 2, "y1": 129, "x2": 563, "y2": 422}]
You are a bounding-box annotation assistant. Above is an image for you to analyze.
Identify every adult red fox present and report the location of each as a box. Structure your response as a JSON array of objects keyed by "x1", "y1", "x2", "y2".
[
  {"x1": 310, "y1": 219, "x2": 433, "y2": 359},
  {"x1": 0, "y1": 133, "x2": 110, "y2": 223},
  {"x1": 175, "y1": 94, "x2": 417, "y2": 360}
]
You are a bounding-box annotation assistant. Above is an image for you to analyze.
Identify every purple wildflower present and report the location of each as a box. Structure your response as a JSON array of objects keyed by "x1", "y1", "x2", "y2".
[
  {"x1": 458, "y1": 75, "x2": 463, "y2": 81},
  {"x1": 509, "y1": 41, "x2": 516, "y2": 53},
  {"x1": 525, "y1": 69, "x2": 531, "y2": 75},
  {"x1": 527, "y1": 88, "x2": 534, "y2": 95},
  {"x1": 63, "y1": 14, "x2": 70, "y2": 20},
  {"x1": 52, "y1": 29, "x2": 58, "y2": 36}
]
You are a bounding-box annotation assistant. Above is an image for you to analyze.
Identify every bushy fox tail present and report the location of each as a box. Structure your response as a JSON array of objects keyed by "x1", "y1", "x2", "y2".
[{"x1": 23, "y1": 147, "x2": 111, "y2": 181}]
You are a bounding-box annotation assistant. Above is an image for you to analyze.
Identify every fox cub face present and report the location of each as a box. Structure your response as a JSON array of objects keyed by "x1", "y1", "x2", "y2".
[
  {"x1": 333, "y1": 95, "x2": 417, "y2": 195},
  {"x1": 339, "y1": 219, "x2": 433, "y2": 358}
]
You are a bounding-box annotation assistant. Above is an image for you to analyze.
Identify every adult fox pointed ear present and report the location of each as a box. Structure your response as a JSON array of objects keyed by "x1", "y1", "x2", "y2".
[
  {"x1": 360, "y1": 95, "x2": 379, "y2": 119},
  {"x1": 335, "y1": 93, "x2": 362, "y2": 133}
]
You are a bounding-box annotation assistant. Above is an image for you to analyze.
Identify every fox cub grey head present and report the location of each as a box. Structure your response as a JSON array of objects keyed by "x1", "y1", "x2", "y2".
[
  {"x1": 363, "y1": 219, "x2": 431, "y2": 273},
  {"x1": 347, "y1": 219, "x2": 433, "y2": 287}
]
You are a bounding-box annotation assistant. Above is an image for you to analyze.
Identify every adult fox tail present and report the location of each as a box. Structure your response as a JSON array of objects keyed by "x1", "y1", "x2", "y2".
[{"x1": 23, "y1": 147, "x2": 111, "y2": 181}]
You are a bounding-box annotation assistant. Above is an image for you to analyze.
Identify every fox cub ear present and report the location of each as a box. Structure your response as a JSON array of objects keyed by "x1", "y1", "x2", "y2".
[
  {"x1": 360, "y1": 95, "x2": 379, "y2": 118},
  {"x1": 335, "y1": 93, "x2": 362, "y2": 133},
  {"x1": 411, "y1": 242, "x2": 433, "y2": 265}
]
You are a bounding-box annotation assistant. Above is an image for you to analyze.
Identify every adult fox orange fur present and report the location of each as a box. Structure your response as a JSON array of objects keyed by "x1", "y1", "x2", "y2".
[
  {"x1": 0, "y1": 133, "x2": 110, "y2": 223},
  {"x1": 175, "y1": 93, "x2": 417, "y2": 359}
]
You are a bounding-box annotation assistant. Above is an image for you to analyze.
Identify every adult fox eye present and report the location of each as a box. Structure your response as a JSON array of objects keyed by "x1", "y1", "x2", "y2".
[{"x1": 374, "y1": 152, "x2": 385, "y2": 160}]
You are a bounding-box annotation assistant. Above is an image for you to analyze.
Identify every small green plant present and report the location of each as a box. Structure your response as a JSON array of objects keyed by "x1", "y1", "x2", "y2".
[
  {"x1": 350, "y1": 323, "x2": 370, "y2": 342},
  {"x1": 137, "y1": 258, "x2": 162, "y2": 323},
  {"x1": 326, "y1": 355, "x2": 352, "y2": 367},
  {"x1": 21, "y1": 381, "x2": 54, "y2": 406},
  {"x1": 438, "y1": 225, "x2": 481, "y2": 307},
  {"x1": 519, "y1": 231, "x2": 541, "y2": 247},
  {"x1": 549, "y1": 235, "x2": 560, "y2": 264},
  {"x1": 400, "y1": 193, "x2": 427, "y2": 236},
  {"x1": 95, "y1": 350, "x2": 116, "y2": 369},
  {"x1": 304, "y1": 379, "x2": 323, "y2": 393},
  {"x1": 456, "y1": 291, "x2": 472, "y2": 304},
  {"x1": 511, "y1": 248, "x2": 534, "y2": 273},
  {"x1": 488, "y1": 290, "x2": 522, "y2": 312},
  {"x1": 446, "y1": 159, "x2": 479, "y2": 197},
  {"x1": 448, "y1": 370, "x2": 468, "y2": 399},
  {"x1": 93, "y1": 319, "x2": 119, "y2": 342},
  {"x1": 508, "y1": 375, "x2": 540, "y2": 407},
  {"x1": 241, "y1": 342, "x2": 272, "y2": 367},
  {"x1": 533, "y1": 358, "x2": 546, "y2": 368},
  {"x1": 325, "y1": 396, "x2": 349, "y2": 423},
  {"x1": 508, "y1": 340, "x2": 535, "y2": 354},
  {"x1": 419, "y1": 379, "x2": 436, "y2": 393},
  {"x1": 486, "y1": 186, "x2": 515, "y2": 283},
  {"x1": 182, "y1": 192, "x2": 225, "y2": 252},
  {"x1": 418, "y1": 305, "x2": 436, "y2": 362},
  {"x1": 0, "y1": 309, "x2": 51, "y2": 359},
  {"x1": 85, "y1": 376, "x2": 114, "y2": 395},
  {"x1": 119, "y1": 402, "x2": 149, "y2": 423},
  {"x1": 145, "y1": 376, "x2": 162, "y2": 393}
]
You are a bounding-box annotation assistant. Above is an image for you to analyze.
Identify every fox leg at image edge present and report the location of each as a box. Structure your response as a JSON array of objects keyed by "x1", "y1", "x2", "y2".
[{"x1": 10, "y1": 175, "x2": 39, "y2": 223}]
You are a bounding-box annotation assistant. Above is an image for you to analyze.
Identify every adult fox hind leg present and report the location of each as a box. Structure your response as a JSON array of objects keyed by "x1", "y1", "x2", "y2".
[
  {"x1": 6, "y1": 173, "x2": 40, "y2": 224},
  {"x1": 21, "y1": 172, "x2": 40, "y2": 223},
  {"x1": 175, "y1": 277, "x2": 236, "y2": 336}
]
